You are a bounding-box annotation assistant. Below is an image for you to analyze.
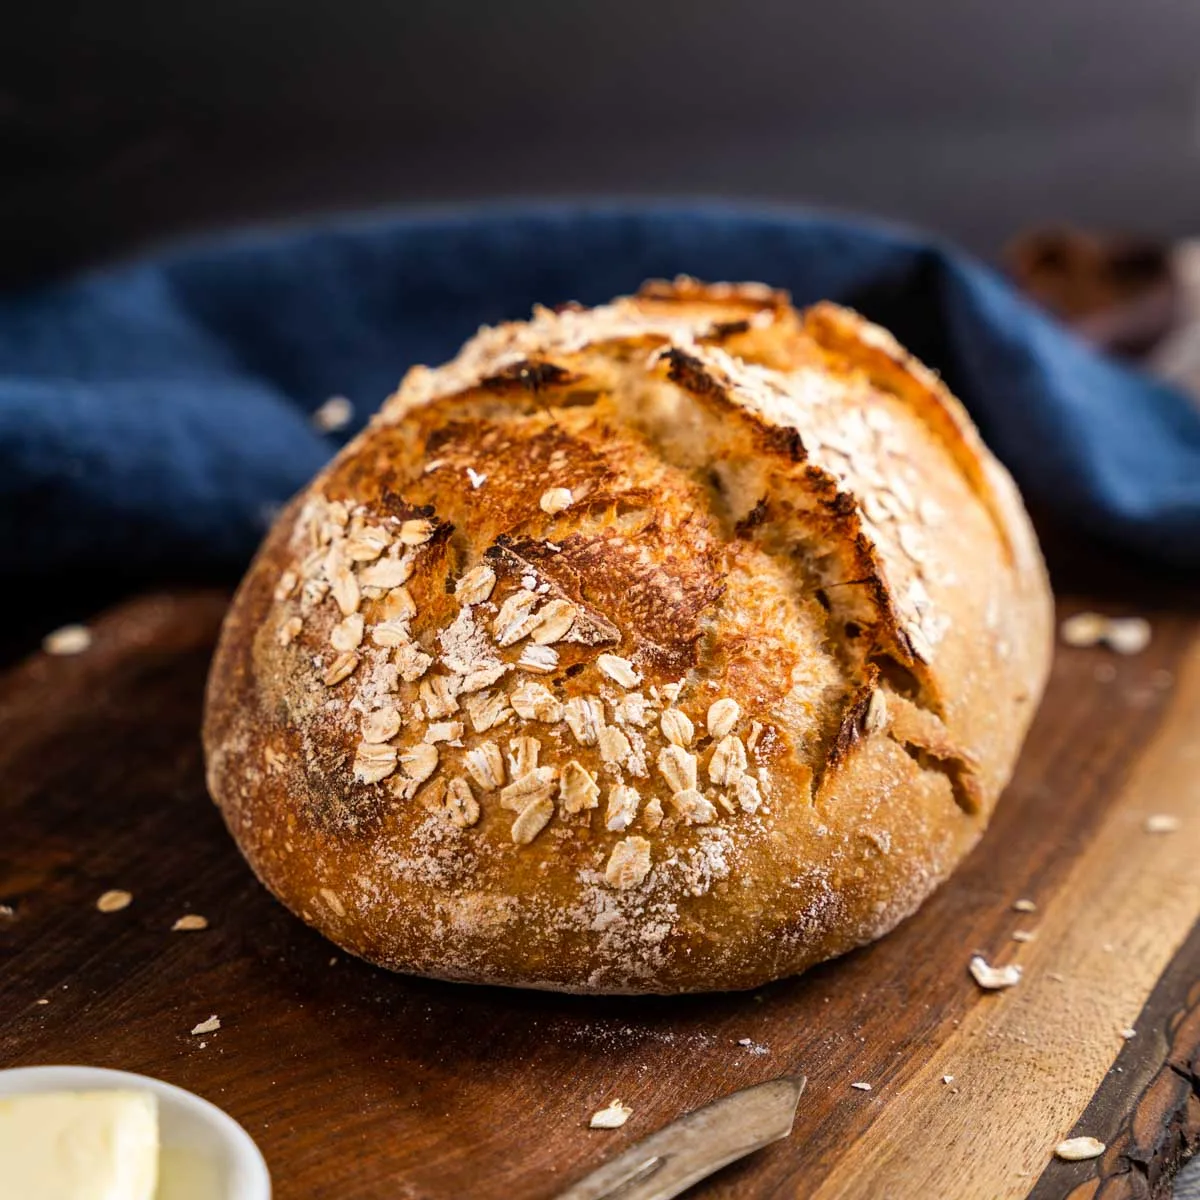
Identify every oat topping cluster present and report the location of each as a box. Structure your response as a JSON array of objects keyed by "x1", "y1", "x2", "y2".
[{"x1": 275, "y1": 491, "x2": 769, "y2": 892}]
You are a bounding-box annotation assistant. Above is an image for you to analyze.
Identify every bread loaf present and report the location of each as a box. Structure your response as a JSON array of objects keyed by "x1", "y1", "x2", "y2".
[{"x1": 203, "y1": 278, "x2": 1052, "y2": 994}]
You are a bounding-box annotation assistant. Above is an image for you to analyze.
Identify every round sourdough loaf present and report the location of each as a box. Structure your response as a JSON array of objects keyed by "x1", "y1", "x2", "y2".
[{"x1": 203, "y1": 278, "x2": 1052, "y2": 994}]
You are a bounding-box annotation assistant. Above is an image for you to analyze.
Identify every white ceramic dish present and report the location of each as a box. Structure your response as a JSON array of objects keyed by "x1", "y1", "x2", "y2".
[{"x1": 0, "y1": 1066, "x2": 271, "y2": 1199}]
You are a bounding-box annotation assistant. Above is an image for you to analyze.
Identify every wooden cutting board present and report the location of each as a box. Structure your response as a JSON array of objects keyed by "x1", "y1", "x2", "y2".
[{"x1": 1, "y1": 589, "x2": 1197, "y2": 1199}]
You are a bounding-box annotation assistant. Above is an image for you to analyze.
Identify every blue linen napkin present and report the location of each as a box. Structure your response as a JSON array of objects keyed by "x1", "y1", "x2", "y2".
[{"x1": 1, "y1": 204, "x2": 1197, "y2": 576}]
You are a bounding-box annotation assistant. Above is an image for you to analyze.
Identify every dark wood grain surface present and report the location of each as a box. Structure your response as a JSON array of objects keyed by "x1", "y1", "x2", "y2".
[{"x1": 1, "y1": 588, "x2": 1197, "y2": 1199}]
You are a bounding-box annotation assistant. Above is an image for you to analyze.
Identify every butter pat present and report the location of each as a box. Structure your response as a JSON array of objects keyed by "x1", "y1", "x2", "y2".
[{"x1": 0, "y1": 1090, "x2": 158, "y2": 1200}]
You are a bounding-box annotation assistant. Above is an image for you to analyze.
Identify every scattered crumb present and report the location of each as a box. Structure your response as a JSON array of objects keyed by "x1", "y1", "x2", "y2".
[
  {"x1": 466, "y1": 467, "x2": 488, "y2": 489},
  {"x1": 35, "y1": 999, "x2": 49, "y2": 1006},
  {"x1": 198, "y1": 1041, "x2": 207, "y2": 1049},
  {"x1": 969, "y1": 955, "x2": 1022, "y2": 990},
  {"x1": 190, "y1": 1015, "x2": 221, "y2": 1036},
  {"x1": 850, "y1": 1082, "x2": 872, "y2": 1092},
  {"x1": 735, "y1": 1038, "x2": 769, "y2": 1055},
  {"x1": 1054, "y1": 1136, "x2": 1105, "y2": 1161},
  {"x1": 1013, "y1": 899, "x2": 1037, "y2": 913},
  {"x1": 1012, "y1": 930, "x2": 1036, "y2": 943},
  {"x1": 1120, "y1": 1027, "x2": 1136, "y2": 1040},
  {"x1": 1144, "y1": 813, "x2": 1180, "y2": 834},
  {"x1": 942, "y1": 1075, "x2": 954, "y2": 1085},
  {"x1": 96, "y1": 890, "x2": 132, "y2": 914},
  {"x1": 312, "y1": 396, "x2": 354, "y2": 432},
  {"x1": 1060, "y1": 612, "x2": 1107, "y2": 647},
  {"x1": 43, "y1": 624, "x2": 92, "y2": 656},
  {"x1": 1060, "y1": 612, "x2": 1150, "y2": 654},
  {"x1": 171, "y1": 914, "x2": 208, "y2": 932},
  {"x1": 0, "y1": 904, "x2": 14, "y2": 918},
  {"x1": 1105, "y1": 618, "x2": 1151, "y2": 655},
  {"x1": 589, "y1": 1099, "x2": 632, "y2": 1129},
  {"x1": 329, "y1": 957, "x2": 338, "y2": 967}
]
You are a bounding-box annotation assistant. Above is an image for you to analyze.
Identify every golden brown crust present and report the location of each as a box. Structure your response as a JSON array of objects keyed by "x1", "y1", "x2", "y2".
[{"x1": 203, "y1": 278, "x2": 1053, "y2": 993}]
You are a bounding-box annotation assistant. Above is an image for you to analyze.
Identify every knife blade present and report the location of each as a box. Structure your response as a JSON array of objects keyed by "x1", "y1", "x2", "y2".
[{"x1": 555, "y1": 1074, "x2": 806, "y2": 1200}]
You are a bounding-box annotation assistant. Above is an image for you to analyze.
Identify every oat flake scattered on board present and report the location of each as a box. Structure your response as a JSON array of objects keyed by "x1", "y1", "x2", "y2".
[
  {"x1": 589, "y1": 1099, "x2": 632, "y2": 1129},
  {"x1": 1054, "y1": 1136, "x2": 1105, "y2": 1161},
  {"x1": 1059, "y1": 612, "x2": 1150, "y2": 655},
  {"x1": 96, "y1": 890, "x2": 132, "y2": 913},
  {"x1": 190, "y1": 1015, "x2": 221, "y2": 1036},
  {"x1": 1012, "y1": 898, "x2": 1037, "y2": 913},
  {"x1": 1144, "y1": 813, "x2": 1181, "y2": 834},
  {"x1": 969, "y1": 955, "x2": 1022, "y2": 990},
  {"x1": 850, "y1": 1082, "x2": 872, "y2": 1091},
  {"x1": 942, "y1": 1075, "x2": 954, "y2": 1085},
  {"x1": 172, "y1": 914, "x2": 209, "y2": 932},
  {"x1": 43, "y1": 624, "x2": 92, "y2": 655}
]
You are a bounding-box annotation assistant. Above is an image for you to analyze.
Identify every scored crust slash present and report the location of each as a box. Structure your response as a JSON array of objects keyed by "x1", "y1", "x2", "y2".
[{"x1": 202, "y1": 277, "x2": 1052, "y2": 994}]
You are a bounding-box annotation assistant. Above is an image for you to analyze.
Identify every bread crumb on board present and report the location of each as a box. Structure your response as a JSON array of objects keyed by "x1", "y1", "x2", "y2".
[
  {"x1": 43, "y1": 624, "x2": 92, "y2": 655},
  {"x1": 850, "y1": 1081, "x2": 872, "y2": 1092},
  {"x1": 1060, "y1": 612, "x2": 1150, "y2": 655},
  {"x1": 1054, "y1": 1136, "x2": 1105, "y2": 1161},
  {"x1": 95, "y1": 889, "x2": 133, "y2": 913},
  {"x1": 969, "y1": 955, "x2": 1022, "y2": 990},
  {"x1": 171, "y1": 914, "x2": 209, "y2": 932},
  {"x1": 1144, "y1": 813, "x2": 1181, "y2": 834},
  {"x1": 1012, "y1": 898, "x2": 1037, "y2": 913},
  {"x1": 589, "y1": 1099, "x2": 633, "y2": 1129},
  {"x1": 190, "y1": 1015, "x2": 221, "y2": 1036}
]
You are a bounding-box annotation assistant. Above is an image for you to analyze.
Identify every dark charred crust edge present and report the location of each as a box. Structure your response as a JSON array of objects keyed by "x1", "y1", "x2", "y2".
[
  {"x1": 701, "y1": 319, "x2": 752, "y2": 341},
  {"x1": 825, "y1": 667, "x2": 881, "y2": 777},
  {"x1": 479, "y1": 359, "x2": 578, "y2": 393},
  {"x1": 661, "y1": 346, "x2": 728, "y2": 402},
  {"x1": 735, "y1": 497, "x2": 770, "y2": 537}
]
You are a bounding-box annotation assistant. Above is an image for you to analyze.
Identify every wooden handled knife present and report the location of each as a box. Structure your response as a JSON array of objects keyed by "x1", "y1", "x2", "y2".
[{"x1": 555, "y1": 1075, "x2": 806, "y2": 1200}]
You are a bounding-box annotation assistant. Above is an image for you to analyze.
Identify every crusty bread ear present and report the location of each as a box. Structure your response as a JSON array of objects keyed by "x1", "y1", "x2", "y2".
[{"x1": 203, "y1": 277, "x2": 1052, "y2": 994}]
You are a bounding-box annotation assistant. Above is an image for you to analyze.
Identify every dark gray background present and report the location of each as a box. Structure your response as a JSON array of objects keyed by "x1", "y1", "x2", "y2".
[{"x1": 3, "y1": 0, "x2": 1198, "y2": 283}]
